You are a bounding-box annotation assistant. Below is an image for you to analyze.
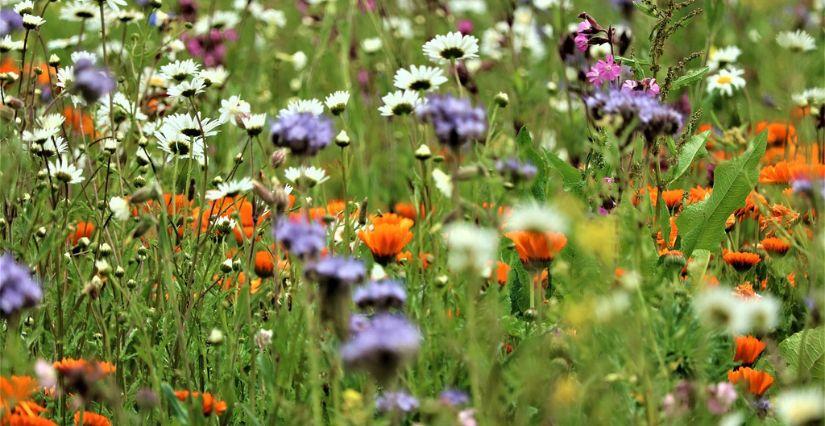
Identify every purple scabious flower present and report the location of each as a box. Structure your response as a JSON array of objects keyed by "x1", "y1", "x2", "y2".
[
  {"x1": 272, "y1": 216, "x2": 326, "y2": 259},
  {"x1": 353, "y1": 280, "x2": 407, "y2": 311},
  {"x1": 0, "y1": 253, "x2": 42, "y2": 318},
  {"x1": 0, "y1": 9, "x2": 23, "y2": 36},
  {"x1": 495, "y1": 157, "x2": 538, "y2": 183},
  {"x1": 439, "y1": 389, "x2": 470, "y2": 407},
  {"x1": 586, "y1": 89, "x2": 683, "y2": 141},
  {"x1": 376, "y1": 391, "x2": 419, "y2": 413},
  {"x1": 416, "y1": 94, "x2": 486, "y2": 149},
  {"x1": 73, "y1": 59, "x2": 115, "y2": 104},
  {"x1": 349, "y1": 313, "x2": 370, "y2": 335},
  {"x1": 305, "y1": 256, "x2": 366, "y2": 336},
  {"x1": 341, "y1": 313, "x2": 420, "y2": 383},
  {"x1": 269, "y1": 112, "x2": 334, "y2": 157}
]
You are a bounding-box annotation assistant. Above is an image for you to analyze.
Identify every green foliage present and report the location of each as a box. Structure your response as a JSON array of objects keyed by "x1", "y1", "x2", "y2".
[
  {"x1": 668, "y1": 130, "x2": 710, "y2": 184},
  {"x1": 677, "y1": 132, "x2": 767, "y2": 258},
  {"x1": 779, "y1": 327, "x2": 825, "y2": 383}
]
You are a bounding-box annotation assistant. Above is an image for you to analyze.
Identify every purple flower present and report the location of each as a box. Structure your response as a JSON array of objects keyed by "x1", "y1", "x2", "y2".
[
  {"x1": 73, "y1": 59, "x2": 115, "y2": 104},
  {"x1": 574, "y1": 20, "x2": 592, "y2": 52},
  {"x1": 439, "y1": 389, "x2": 470, "y2": 407},
  {"x1": 269, "y1": 112, "x2": 334, "y2": 157},
  {"x1": 272, "y1": 216, "x2": 326, "y2": 259},
  {"x1": 585, "y1": 88, "x2": 683, "y2": 140},
  {"x1": 621, "y1": 78, "x2": 660, "y2": 97},
  {"x1": 0, "y1": 253, "x2": 42, "y2": 318},
  {"x1": 353, "y1": 280, "x2": 407, "y2": 311},
  {"x1": 586, "y1": 55, "x2": 623, "y2": 87},
  {"x1": 349, "y1": 313, "x2": 370, "y2": 335},
  {"x1": 305, "y1": 256, "x2": 366, "y2": 288},
  {"x1": 495, "y1": 157, "x2": 537, "y2": 183},
  {"x1": 416, "y1": 94, "x2": 486, "y2": 149},
  {"x1": 0, "y1": 9, "x2": 23, "y2": 36},
  {"x1": 182, "y1": 29, "x2": 237, "y2": 67},
  {"x1": 706, "y1": 382, "x2": 737, "y2": 415},
  {"x1": 341, "y1": 313, "x2": 420, "y2": 382},
  {"x1": 375, "y1": 391, "x2": 419, "y2": 413}
]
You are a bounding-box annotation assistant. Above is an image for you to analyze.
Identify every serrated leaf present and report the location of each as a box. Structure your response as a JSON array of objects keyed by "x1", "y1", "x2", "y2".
[
  {"x1": 671, "y1": 67, "x2": 710, "y2": 91},
  {"x1": 162, "y1": 383, "x2": 190, "y2": 424},
  {"x1": 506, "y1": 249, "x2": 530, "y2": 316},
  {"x1": 779, "y1": 327, "x2": 825, "y2": 382},
  {"x1": 677, "y1": 132, "x2": 766, "y2": 258},
  {"x1": 669, "y1": 131, "x2": 710, "y2": 184}
]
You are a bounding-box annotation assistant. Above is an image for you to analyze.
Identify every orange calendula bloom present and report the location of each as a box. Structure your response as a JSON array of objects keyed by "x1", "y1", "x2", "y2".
[
  {"x1": 727, "y1": 367, "x2": 773, "y2": 396},
  {"x1": 753, "y1": 121, "x2": 797, "y2": 147},
  {"x1": 174, "y1": 391, "x2": 227, "y2": 416},
  {"x1": 0, "y1": 376, "x2": 42, "y2": 421},
  {"x1": 68, "y1": 221, "x2": 96, "y2": 245},
  {"x1": 392, "y1": 202, "x2": 421, "y2": 221},
  {"x1": 760, "y1": 237, "x2": 790, "y2": 255},
  {"x1": 505, "y1": 231, "x2": 567, "y2": 265},
  {"x1": 495, "y1": 261, "x2": 511, "y2": 286},
  {"x1": 62, "y1": 107, "x2": 97, "y2": 139},
  {"x1": 358, "y1": 218, "x2": 414, "y2": 265},
  {"x1": 722, "y1": 251, "x2": 760, "y2": 272},
  {"x1": 688, "y1": 186, "x2": 712, "y2": 204},
  {"x1": 73, "y1": 412, "x2": 111, "y2": 426},
  {"x1": 52, "y1": 359, "x2": 116, "y2": 376},
  {"x1": 734, "y1": 282, "x2": 758, "y2": 299},
  {"x1": 733, "y1": 336, "x2": 766, "y2": 366},
  {"x1": 219, "y1": 272, "x2": 262, "y2": 294},
  {"x1": 2, "y1": 414, "x2": 58, "y2": 426}
]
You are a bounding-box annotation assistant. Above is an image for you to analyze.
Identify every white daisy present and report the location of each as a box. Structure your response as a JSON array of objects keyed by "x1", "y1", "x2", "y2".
[
  {"x1": 383, "y1": 17, "x2": 413, "y2": 39},
  {"x1": 504, "y1": 202, "x2": 567, "y2": 233},
  {"x1": 193, "y1": 10, "x2": 239, "y2": 33},
  {"x1": 55, "y1": 66, "x2": 74, "y2": 88},
  {"x1": 284, "y1": 165, "x2": 329, "y2": 188},
  {"x1": 324, "y1": 91, "x2": 350, "y2": 115},
  {"x1": 71, "y1": 50, "x2": 98, "y2": 65},
  {"x1": 22, "y1": 14, "x2": 46, "y2": 30},
  {"x1": 241, "y1": 113, "x2": 267, "y2": 135},
  {"x1": 159, "y1": 59, "x2": 201, "y2": 82},
  {"x1": 155, "y1": 130, "x2": 206, "y2": 163},
  {"x1": 22, "y1": 128, "x2": 55, "y2": 144},
  {"x1": 740, "y1": 295, "x2": 780, "y2": 334},
  {"x1": 33, "y1": 137, "x2": 68, "y2": 158},
  {"x1": 206, "y1": 177, "x2": 254, "y2": 200},
  {"x1": 0, "y1": 35, "x2": 24, "y2": 53},
  {"x1": 257, "y1": 9, "x2": 286, "y2": 27},
  {"x1": 37, "y1": 113, "x2": 65, "y2": 131},
  {"x1": 792, "y1": 87, "x2": 825, "y2": 107},
  {"x1": 707, "y1": 46, "x2": 741, "y2": 71},
  {"x1": 422, "y1": 31, "x2": 480, "y2": 63},
  {"x1": 48, "y1": 161, "x2": 84, "y2": 184},
  {"x1": 108, "y1": 196, "x2": 131, "y2": 221},
  {"x1": 393, "y1": 65, "x2": 448, "y2": 91},
  {"x1": 199, "y1": 66, "x2": 228, "y2": 87},
  {"x1": 219, "y1": 95, "x2": 251, "y2": 125},
  {"x1": 706, "y1": 67, "x2": 746, "y2": 97},
  {"x1": 166, "y1": 77, "x2": 206, "y2": 98},
  {"x1": 278, "y1": 98, "x2": 324, "y2": 118},
  {"x1": 361, "y1": 37, "x2": 382, "y2": 53},
  {"x1": 693, "y1": 287, "x2": 747, "y2": 335},
  {"x1": 160, "y1": 112, "x2": 221, "y2": 138},
  {"x1": 432, "y1": 168, "x2": 453, "y2": 197},
  {"x1": 13, "y1": 1, "x2": 34, "y2": 14},
  {"x1": 60, "y1": 1, "x2": 98, "y2": 21},
  {"x1": 774, "y1": 387, "x2": 825, "y2": 426},
  {"x1": 103, "y1": 0, "x2": 127, "y2": 11},
  {"x1": 776, "y1": 30, "x2": 816, "y2": 52},
  {"x1": 378, "y1": 90, "x2": 422, "y2": 116}
]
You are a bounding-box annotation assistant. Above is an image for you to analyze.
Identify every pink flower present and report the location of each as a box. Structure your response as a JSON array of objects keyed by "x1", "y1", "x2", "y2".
[
  {"x1": 586, "y1": 55, "x2": 622, "y2": 86},
  {"x1": 622, "y1": 78, "x2": 661, "y2": 97},
  {"x1": 706, "y1": 382, "x2": 737, "y2": 415},
  {"x1": 457, "y1": 19, "x2": 474, "y2": 35},
  {"x1": 574, "y1": 20, "x2": 591, "y2": 52}
]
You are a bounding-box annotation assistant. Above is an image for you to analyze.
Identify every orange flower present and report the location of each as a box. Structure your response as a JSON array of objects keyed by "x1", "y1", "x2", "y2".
[
  {"x1": 687, "y1": 186, "x2": 712, "y2": 204},
  {"x1": 760, "y1": 237, "x2": 790, "y2": 255},
  {"x1": 727, "y1": 367, "x2": 773, "y2": 396},
  {"x1": 656, "y1": 217, "x2": 679, "y2": 251},
  {"x1": 758, "y1": 204, "x2": 799, "y2": 232},
  {"x1": 495, "y1": 261, "x2": 510, "y2": 286},
  {"x1": 660, "y1": 189, "x2": 685, "y2": 210},
  {"x1": 326, "y1": 200, "x2": 347, "y2": 217},
  {"x1": 2, "y1": 414, "x2": 57, "y2": 426},
  {"x1": 174, "y1": 391, "x2": 227, "y2": 416},
  {"x1": 753, "y1": 121, "x2": 797, "y2": 147},
  {"x1": 358, "y1": 220, "x2": 414, "y2": 265},
  {"x1": 787, "y1": 272, "x2": 796, "y2": 288},
  {"x1": 734, "y1": 282, "x2": 758, "y2": 299},
  {"x1": 232, "y1": 198, "x2": 270, "y2": 244},
  {"x1": 73, "y1": 412, "x2": 110, "y2": 426},
  {"x1": 52, "y1": 359, "x2": 116, "y2": 376},
  {"x1": 219, "y1": 272, "x2": 262, "y2": 294},
  {"x1": 393, "y1": 202, "x2": 421, "y2": 221},
  {"x1": 68, "y1": 221, "x2": 96, "y2": 245},
  {"x1": 0, "y1": 376, "x2": 37, "y2": 406},
  {"x1": 759, "y1": 161, "x2": 825, "y2": 185},
  {"x1": 722, "y1": 251, "x2": 761, "y2": 272},
  {"x1": 505, "y1": 231, "x2": 567, "y2": 265},
  {"x1": 252, "y1": 251, "x2": 286, "y2": 278},
  {"x1": 736, "y1": 191, "x2": 768, "y2": 218},
  {"x1": 733, "y1": 336, "x2": 766, "y2": 366},
  {"x1": 62, "y1": 107, "x2": 97, "y2": 139}
]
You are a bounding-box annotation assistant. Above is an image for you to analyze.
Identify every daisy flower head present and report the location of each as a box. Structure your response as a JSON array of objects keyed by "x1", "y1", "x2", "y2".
[
  {"x1": 21, "y1": 13, "x2": 45, "y2": 30},
  {"x1": 32, "y1": 137, "x2": 68, "y2": 158},
  {"x1": 166, "y1": 76, "x2": 206, "y2": 98},
  {"x1": 324, "y1": 91, "x2": 350, "y2": 115},
  {"x1": 774, "y1": 387, "x2": 825, "y2": 426},
  {"x1": 48, "y1": 161, "x2": 84, "y2": 184},
  {"x1": 393, "y1": 65, "x2": 448, "y2": 92},
  {"x1": 422, "y1": 31, "x2": 479, "y2": 63},
  {"x1": 776, "y1": 30, "x2": 816, "y2": 52},
  {"x1": 505, "y1": 202, "x2": 567, "y2": 233},
  {"x1": 284, "y1": 165, "x2": 329, "y2": 188},
  {"x1": 278, "y1": 98, "x2": 324, "y2": 118},
  {"x1": 206, "y1": 177, "x2": 254, "y2": 200},
  {"x1": 218, "y1": 95, "x2": 251, "y2": 125},
  {"x1": 155, "y1": 128, "x2": 206, "y2": 163},
  {"x1": 241, "y1": 113, "x2": 266, "y2": 136},
  {"x1": 160, "y1": 112, "x2": 221, "y2": 138},
  {"x1": 199, "y1": 66, "x2": 228, "y2": 87},
  {"x1": 707, "y1": 45, "x2": 741, "y2": 71},
  {"x1": 159, "y1": 59, "x2": 201, "y2": 82},
  {"x1": 706, "y1": 67, "x2": 746, "y2": 97},
  {"x1": 379, "y1": 90, "x2": 423, "y2": 117},
  {"x1": 60, "y1": 1, "x2": 98, "y2": 21}
]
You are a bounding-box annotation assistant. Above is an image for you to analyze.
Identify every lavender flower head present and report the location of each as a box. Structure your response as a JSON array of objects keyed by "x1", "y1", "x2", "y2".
[
  {"x1": 353, "y1": 279, "x2": 407, "y2": 311},
  {"x1": 0, "y1": 253, "x2": 42, "y2": 318},
  {"x1": 272, "y1": 216, "x2": 326, "y2": 259},
  {"x1": 341, "y1": 313, "x2": 421, "y2": 382},
  {"x1": 269, "y1": 112, "x2": 334, "y2": 157},
  {"x1": 73, "y1": 59, "x2": 116, "y2": 104},
  {"x1": 304, "y1": 256, "x2": 366, "y2": 288},
  {"x1": 439, "y1": 389, "x2": 470, "y2": 407},
  {"x1": 586, "y1": 89, "x2": 682, "y2": 141},
  {"x1": 416, "y1": 94, "x2": 486, "y2": 149},
  {"x1": 0, "y1": 10, "x2": 23, "y2": 36},
  {"x1": 495, "y1": 158, "x2": 537, "y2": 183},
  {"x1": 375, "y1": 391, "x2": 419, "y2": 414}
]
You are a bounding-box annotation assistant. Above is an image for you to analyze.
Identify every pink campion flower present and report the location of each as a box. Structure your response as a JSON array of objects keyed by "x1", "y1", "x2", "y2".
[
  {"x1": 574, "y1": 20, "x2": 591, "y2": 52},
  {"x1": 457, "y1": 19, "x2": 473, "y2": 35},
  {"x1": 182, "y1": 29, "x2": 238, "y2": 67},
  {"x1": 621, "y1": 78, "x2": 661, "y2": 97},
  {"x1": 586, "y1": 55, "x2": 622, "y2": 86}
]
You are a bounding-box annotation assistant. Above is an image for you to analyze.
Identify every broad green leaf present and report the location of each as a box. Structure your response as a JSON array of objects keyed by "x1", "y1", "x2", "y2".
[
  {"x1": 507, "y1": 249, "x2": 530, "y2": 316},
  {"x1": 669, "y1": 130, "x2": 710, "y2": 184},
  {"x1": 779, "y1": 327, "x2": 825, "y2": 382},
  {"x1": 516, "y1": 128, "x2": 548, "y2": 200},
  {"x1": 544, "y1": 151, "x2": 584, "y2": 193},
  {"x1": 671, "y1": 67, "x2": 710, "y2": 91},
  {"x1": 677, "y1": 132, "x2": 766, "y2": 258},
  {"x1": 162, "y1": 383, "x2": 190, "y2": 424}
]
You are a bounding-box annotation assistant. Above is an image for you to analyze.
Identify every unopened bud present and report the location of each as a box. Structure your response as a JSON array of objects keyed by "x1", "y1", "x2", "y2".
[{"x1": 494, "y1": 92, "x2": 509, "y2": 108}]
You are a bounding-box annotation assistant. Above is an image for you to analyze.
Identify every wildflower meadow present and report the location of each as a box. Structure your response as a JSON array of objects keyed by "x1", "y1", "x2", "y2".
[{"x1": 1, "y1": 0, "x2": 824, "y2": 424}]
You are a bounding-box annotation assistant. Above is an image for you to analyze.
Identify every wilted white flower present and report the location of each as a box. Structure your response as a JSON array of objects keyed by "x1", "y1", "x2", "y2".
[
  {"x1": 255, "y1": 329, "x2": 274, "y2": 350},
  {"x1": 219, "y1": 95, "x2": 251, "y2": 125}
]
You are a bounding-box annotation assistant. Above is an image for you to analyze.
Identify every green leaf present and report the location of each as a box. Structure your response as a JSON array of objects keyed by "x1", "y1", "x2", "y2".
[
  {"x1": 162, "y1": 383, "x2": 190, "y2": 424},
  {"x1": 669, "y1": 130, "x2": 710, "y2": 184},
  {"x1": 517, "y1": 128, "x2": 548, "y2": 200},
  {"x1": 677, "y1": 132, "x2": 766, "y2": 258},
  {"x1": 779, "y1": 327, "x2": 825, "y2": 382},
  {"x1": 507, "y1": 249, "x2": 530, "y2": 316},
  {"x1": 671, "y1": 67, "x2": 710, "y2": 91},
  {"x1": 544, "y1": 151, "x2": 584, "y2": 193}
]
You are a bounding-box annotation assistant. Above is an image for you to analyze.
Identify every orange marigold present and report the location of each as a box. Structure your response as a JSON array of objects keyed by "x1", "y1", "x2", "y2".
[
  {"x1": 68, "y1": 221, "x2": 96, "y2": 245},
  {"x1": 73, "y1": 411, "x2": 110, "y2": 426},
  {"x1": 727, "y1": 367, "x2": 773, "y2": 396},
  {"x1": 753, "y1": 121, "x2": 797, "y2": 147},
  {"x1": 505, "y1": 231, "x2": 567, "y2": 265},
  {"x1": 722, "y1": 251, "x2": 761, "y2": 272},
  {"x1": 760, "y1": 237, "x2": 790, "y2": 255},
  {"x1": 358, "y1": 221, "x2": 414, "y2": 265},
  {"x1": 733, "y1": 336, "x2": 766, "y2": 366},
  {"x1": 1, "y1": 414, "x2": 57, "y2": 426},
  {"x1": 174, "y1": 391, "x2": 227, "y2": 416}
]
